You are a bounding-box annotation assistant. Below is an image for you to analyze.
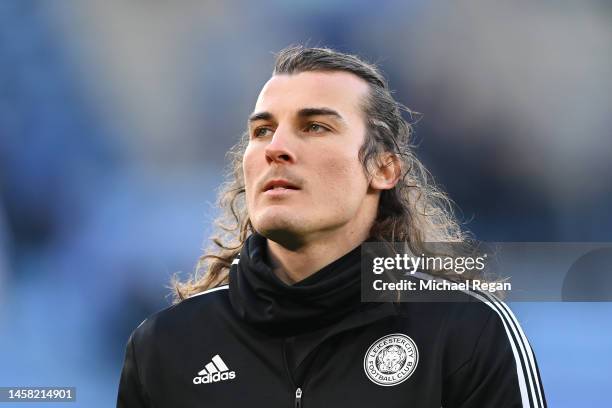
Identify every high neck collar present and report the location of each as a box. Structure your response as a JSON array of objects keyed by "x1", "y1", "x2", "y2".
[{"x1": 228, "y1": 232, "x2": 364, "y2": 336}]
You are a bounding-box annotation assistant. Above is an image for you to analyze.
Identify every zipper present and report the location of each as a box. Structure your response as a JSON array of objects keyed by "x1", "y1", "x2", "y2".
[{"x1": 283, "y1": 339, "x2": 304, "y2": 408}]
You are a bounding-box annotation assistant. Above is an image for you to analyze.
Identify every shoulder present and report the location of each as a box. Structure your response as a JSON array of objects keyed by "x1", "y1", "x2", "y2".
[
  {"x1": 394, "y1": 274, "x2": 529, "y2": 361},
  {"x1": 394, "y1": 275, "x2": 499, "y2": 324},
  {"x1": 396, "y1": 273, "x2": 519, "y2": 328},
  {"x1": 130, "y1": 285, "x2": 230, "y2": 346},
  {"x1": 398, "y1": 278, "x2": 546, "y2": 407}
]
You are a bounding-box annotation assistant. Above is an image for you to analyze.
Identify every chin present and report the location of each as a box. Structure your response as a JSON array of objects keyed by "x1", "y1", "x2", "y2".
[
  {"x1": 255, "y1": 217, "x2": 299, "y2": 235},
  {"x1": 255, "y1": 207, "x2": 297, "y2": 228},
  {"x1": 252, "y1": 212, "x2": 306, "y2": 245}
]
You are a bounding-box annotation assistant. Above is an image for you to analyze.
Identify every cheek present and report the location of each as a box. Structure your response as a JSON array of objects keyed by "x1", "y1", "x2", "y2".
[
  {"x1": 314, "y1": 153, "x2": 368, "y2": 198},
  {"x1": 242, "y1": 148, "x2": 260, "y2": 200},
  {"x1": 242, "y1": 145, "x2": 261, "y2": 181}
]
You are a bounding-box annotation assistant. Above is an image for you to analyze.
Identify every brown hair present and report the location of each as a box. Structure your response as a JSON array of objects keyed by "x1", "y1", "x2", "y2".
[{"x1": 171, "y1": 45, "x2": 470, "y2": 302}]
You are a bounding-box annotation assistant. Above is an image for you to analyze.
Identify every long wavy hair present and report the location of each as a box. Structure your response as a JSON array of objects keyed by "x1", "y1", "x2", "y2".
[{"x1": 171, "y1": 46, "x2": 471, "y2": 303}]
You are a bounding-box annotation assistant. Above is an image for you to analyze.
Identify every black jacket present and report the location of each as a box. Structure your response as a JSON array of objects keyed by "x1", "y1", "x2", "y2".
[{"x1": 117, "y1": 233, "x2": 546, "y2": 407}]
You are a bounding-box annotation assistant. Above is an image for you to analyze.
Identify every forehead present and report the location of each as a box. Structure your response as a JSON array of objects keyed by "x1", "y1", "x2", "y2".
[{"x1": 254, "y1": 71, "x2": 370, "y2": 119}]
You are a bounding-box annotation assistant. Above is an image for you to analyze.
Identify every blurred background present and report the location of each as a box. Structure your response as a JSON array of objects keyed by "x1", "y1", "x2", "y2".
[{"x1": 1, "y1": 0, "x2": 611, "y2": 406}]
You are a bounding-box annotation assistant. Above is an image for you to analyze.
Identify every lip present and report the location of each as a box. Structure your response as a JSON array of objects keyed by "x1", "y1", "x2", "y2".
[
  {"x1": 262, "y1": 179, "x2": 300, "y2": 193},
  {"x1": 263, "y1": 187, "x2": 300, "y2": 197}
]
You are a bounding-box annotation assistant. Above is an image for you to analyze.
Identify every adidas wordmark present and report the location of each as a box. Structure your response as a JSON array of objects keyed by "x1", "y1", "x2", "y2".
[{"x1": 193, "y1": 354, "x2": 236, "y2": 385}]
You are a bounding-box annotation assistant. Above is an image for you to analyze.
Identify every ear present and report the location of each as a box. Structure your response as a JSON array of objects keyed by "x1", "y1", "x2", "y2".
[{"x1": 369, "y1": 152, "x2": 401, "y2": 191}]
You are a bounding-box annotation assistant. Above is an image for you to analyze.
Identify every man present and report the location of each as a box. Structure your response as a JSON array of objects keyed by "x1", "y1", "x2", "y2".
[{"x1": 117, "y1": 46, "x2": 547, "y2": 407}]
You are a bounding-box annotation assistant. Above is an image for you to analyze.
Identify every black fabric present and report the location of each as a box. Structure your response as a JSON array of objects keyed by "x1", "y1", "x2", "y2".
[
  {"x1": 229, "y1": 232, "x2": 364, "y2": 336},
  {"x1": 117, "y1": 234, "x2": 548, "y2": 407}
]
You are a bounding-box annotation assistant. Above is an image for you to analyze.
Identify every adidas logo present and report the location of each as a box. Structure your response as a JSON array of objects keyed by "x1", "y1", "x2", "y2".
[{"x1": 192, "y1": 354, "x2": 236, "y2": 385}]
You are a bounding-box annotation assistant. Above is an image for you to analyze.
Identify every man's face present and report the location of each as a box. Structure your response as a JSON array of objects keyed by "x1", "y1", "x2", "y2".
[{"x1": 243, "y1": 71, "x2": 375, "y2": 245}]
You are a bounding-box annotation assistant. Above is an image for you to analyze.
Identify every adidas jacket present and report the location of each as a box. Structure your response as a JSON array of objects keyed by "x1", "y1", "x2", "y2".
[{"x1": 117, "y1": 233, "x2": 546, "y2": 407}]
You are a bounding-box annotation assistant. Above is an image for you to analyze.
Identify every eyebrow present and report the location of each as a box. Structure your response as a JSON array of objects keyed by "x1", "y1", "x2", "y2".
[{"x1": 248, "y1": 107, "x2": 346, "y2": 124}]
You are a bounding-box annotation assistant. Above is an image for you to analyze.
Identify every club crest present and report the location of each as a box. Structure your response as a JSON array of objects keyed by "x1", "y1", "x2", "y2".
[{"x1": 363, "y1": 333, "x2": 419, "y2": 386}]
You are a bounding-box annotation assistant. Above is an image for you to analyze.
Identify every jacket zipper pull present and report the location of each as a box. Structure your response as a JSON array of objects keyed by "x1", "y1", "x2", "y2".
[{"x1": 294, "y1": 387, "x2": 302, "y2": 408}]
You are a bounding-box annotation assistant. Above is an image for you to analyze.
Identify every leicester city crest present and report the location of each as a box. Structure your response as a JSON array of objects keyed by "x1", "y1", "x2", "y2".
[{"x1": 363, "y1": 333, "x2": 419, "y2": 386}]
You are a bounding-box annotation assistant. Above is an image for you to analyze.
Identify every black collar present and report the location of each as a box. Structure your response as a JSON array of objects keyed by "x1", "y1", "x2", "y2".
[{"x1": 228, "y1": 232, "x2": 366, "y2": 336}]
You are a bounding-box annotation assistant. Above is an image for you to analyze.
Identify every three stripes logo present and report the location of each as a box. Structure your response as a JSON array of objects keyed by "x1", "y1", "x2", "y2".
[{"x1": 192, "y1": 354, "x2": 236, "y2": 385}]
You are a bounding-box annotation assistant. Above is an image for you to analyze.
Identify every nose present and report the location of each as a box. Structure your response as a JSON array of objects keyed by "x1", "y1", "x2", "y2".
[{"x1": 264, "y1": 126, "x2": 296, "y2": 164}]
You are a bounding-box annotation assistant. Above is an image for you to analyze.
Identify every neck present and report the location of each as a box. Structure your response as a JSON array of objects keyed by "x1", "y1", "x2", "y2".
[{"x1": 266, "y1": 227, "x2": 369, "y2": 285}]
